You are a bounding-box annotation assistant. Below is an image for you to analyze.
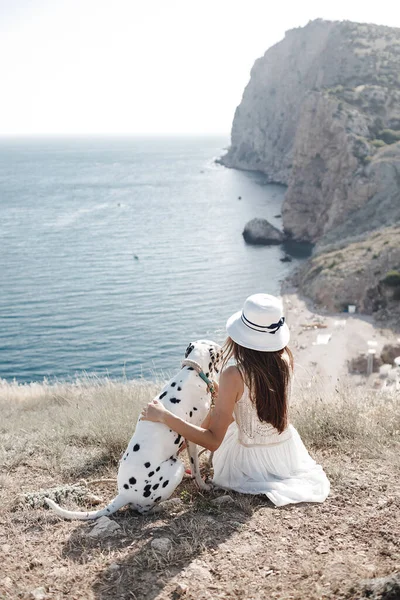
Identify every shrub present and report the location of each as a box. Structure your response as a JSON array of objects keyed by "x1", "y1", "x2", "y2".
[
  {"x1": 371, "y1": 139, "x2": 386, "y2": 148},
  {"x1": 376, "y1": 129, "x2": 400, "y2": 144},
  {"x1": 382, "y1": 270, "x2": 400, "y2": 287}
]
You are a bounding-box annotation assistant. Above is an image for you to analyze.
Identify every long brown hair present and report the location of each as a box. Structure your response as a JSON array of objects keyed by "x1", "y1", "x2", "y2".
[{"x1": 222, "y1": 337, "x2": 293, "y2": 434}]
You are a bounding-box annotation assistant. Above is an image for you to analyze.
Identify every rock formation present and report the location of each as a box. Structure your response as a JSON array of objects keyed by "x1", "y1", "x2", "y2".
[
  {"x1": 221, "y1": 19, "x2": 400, "y2": 244},
  {"x1": 222, "y1": 20, "x2": 400, "y2": 323},
  {"x1": 242, "y1": 218, "x2": 285, "y2": 245},
  {"x1": 348, "y1": 572, "x2": 400, "y2": 600},
  {"x1": 293, "y1": 225, "x2": 400, "y2": 324}
]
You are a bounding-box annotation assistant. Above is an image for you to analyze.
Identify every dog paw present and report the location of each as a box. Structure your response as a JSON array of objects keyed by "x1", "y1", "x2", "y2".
[{"x1": 196, "y1": 479, "x2": 212, "y2": 491}]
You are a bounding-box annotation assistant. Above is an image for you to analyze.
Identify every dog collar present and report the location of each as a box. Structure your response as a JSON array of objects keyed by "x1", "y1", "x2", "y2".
[{"x1": 181, "y1": 359, "x2": 215, "y2": 394}]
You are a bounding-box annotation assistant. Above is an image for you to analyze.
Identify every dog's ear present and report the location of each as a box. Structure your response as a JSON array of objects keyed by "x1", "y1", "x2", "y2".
[
  {"x1": 208, "y1": 347, "x2": 217, "y2": 372},
  {"x1": 209, "y1": 346, "x2": 223, "y2": 373},
  {"x1": 185, "y1": 343, "x2": 194, "y2": 359}
]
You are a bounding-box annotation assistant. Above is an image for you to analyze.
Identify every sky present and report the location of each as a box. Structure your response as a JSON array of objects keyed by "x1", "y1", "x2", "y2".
[{"x1": 1, "y1": 0, "x2": 400, "y2": 136}]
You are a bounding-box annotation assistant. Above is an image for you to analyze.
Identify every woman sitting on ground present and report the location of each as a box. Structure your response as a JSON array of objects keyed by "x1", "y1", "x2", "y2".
[{"x1": 141, "y1": 293, "x2": 330, "y2": 506}]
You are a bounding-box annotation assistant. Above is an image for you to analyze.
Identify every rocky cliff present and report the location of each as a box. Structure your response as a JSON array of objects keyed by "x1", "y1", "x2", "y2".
[
  {"x1": 293, "y1": 226, "x2": 400, "y2": 325},
  {"x1": 222, "y1": 19, "x2": 400, "y2": 244}
]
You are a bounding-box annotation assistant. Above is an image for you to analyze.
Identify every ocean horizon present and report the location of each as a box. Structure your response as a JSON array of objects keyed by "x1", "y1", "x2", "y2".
[{"x1": 0, "y1": 136, "x2": 305, "y2": 384}]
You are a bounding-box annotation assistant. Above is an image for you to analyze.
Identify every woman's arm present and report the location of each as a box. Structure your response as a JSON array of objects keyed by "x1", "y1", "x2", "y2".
[{"x1": 141, "y1": 367, "x2": 242, "y2": 452}]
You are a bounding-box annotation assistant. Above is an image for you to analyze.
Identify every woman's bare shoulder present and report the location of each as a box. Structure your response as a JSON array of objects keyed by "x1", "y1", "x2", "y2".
[
  {"x1": 221, "y1": 364, "x2": 242, "y2": 379},
  {"x1": 220, "y1": 365, "x2": 244, "y2": 399}
]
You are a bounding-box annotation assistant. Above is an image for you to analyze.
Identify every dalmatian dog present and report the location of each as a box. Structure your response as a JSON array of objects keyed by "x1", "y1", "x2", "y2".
[{"x1": 45, "y1": 340, "x2": 222, "y2": 519}]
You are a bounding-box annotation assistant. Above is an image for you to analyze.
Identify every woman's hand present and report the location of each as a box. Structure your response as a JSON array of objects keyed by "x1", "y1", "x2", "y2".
[{"x1": 141, "y1": 400, "x2": 169, "y2": 423}]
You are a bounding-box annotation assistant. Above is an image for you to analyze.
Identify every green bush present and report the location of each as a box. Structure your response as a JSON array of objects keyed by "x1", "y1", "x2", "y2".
[
  {"x1": 377, "y1": 129, "x2": 400, "y2": 144},
  {"x1": 382, "y1": 270, "x2": 400, "y2": 287},
  {"x1": 371, "y1": 139, "x2": 386, "y2": 148}
]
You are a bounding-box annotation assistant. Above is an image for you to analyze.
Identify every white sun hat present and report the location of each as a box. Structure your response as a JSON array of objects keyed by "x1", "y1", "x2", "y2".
[{"x1": 226, "y1": 293, "x2": 290, "y2": 352}]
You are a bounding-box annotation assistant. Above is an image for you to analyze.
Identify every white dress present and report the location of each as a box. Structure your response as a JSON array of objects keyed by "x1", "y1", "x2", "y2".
[{"x1": 212, "y1": 383, "x2": 330, "y2": 506}]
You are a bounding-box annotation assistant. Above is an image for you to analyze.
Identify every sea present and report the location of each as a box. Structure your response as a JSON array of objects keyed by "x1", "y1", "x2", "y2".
[{"x1": 0, "y1": 136, "x2": 308, "y2": 384}]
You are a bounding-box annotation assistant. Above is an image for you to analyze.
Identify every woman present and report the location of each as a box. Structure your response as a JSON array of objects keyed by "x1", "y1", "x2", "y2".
[{"x1": 141, "y1": 293, "x2": 330, "y2": 506}]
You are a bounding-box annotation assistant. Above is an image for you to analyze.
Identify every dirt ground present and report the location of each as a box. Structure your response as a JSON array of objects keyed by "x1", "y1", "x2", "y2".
[{"x1": 1, "y1": 446, "x2": 399, "y2": 600}]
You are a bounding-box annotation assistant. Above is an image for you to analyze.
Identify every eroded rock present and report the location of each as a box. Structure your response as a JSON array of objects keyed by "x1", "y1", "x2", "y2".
[
  {"x1": 242, "y1": 218, "x2": 285, "y2": 245},
  {"x1": 87, "y1": 516, "x2": 121, "y2": 539}
]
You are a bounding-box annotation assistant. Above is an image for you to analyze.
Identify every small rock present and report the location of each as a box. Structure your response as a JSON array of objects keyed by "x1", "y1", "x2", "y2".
[
  {"x1": 183, "y1": 562, "x2": 212, "y2": 581},
  {"x1": 211, "y1": 495, "x2": 235, "y2": 506},
  {"x1": 29, "y1": 558, "x2": 42, "y2": 570},
  {"x1": 1, "y1": 577, "x2": 13, "y2": 590},
  {"x1": 31, "y1": 587, "x2": 47, "y2": 600},
  {"x1": 87, "y1": 516, "x2": 121, "y2": 539},
  {"x1": 109, "y1": 562, "x2": 120, "y2": 571},
  {"x1": 1, "y1": 544, "x2": 11, "y2": 554},
  {"x1": 316, "y1": 542, "x2": 329, "y2": 554},
  {"x1": 151, "y1": 537, "x2": 173, "y2": 553},
  {"x1": 173, "y1": 582, "x2": 188, "y2": 596},
  {"x1": 151, "y1": 498, "x2": 184, "y2": 513}
]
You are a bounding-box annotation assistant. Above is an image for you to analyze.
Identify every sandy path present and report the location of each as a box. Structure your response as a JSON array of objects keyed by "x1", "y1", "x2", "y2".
[{"x1": 282, "y1": 286, "x2": 399, "y2": 395}]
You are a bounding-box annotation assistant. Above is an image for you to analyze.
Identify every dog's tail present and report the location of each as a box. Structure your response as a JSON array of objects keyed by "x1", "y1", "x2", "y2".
[{"x1": 44, "y1": 494, "x2": 127, "y2": 520}]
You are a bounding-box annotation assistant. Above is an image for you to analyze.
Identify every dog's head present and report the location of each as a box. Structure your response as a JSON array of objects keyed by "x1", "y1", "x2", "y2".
[{"x1": 184, "y1": 339, "x2": 223, "y2": 378}]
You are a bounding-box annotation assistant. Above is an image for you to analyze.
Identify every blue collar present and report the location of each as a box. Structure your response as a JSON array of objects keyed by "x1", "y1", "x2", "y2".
[{"x1": 181, "y1": 359, "x2": 215, "y2": 394}]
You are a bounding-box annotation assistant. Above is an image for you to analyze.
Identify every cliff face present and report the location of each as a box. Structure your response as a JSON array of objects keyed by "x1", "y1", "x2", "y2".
[{"x1": 222, "y1": 20, "x2": 400, "y2": 244}]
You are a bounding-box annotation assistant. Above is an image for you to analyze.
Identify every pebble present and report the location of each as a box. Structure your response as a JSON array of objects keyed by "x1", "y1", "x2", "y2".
[
  {"x1": 173, "y1": 582, "x2": 189, "y2": 595},
  {"x1": 1, "y1": 577, "x2": 13, "y2": 589},
  {"x1": 31, "y1": 587, "x2": 47, "y2": 600},
  {"x1": 151, "y1": 498, "x2": 184, "y2": 513},
  {"x1": 109, "y1": 562, "x2": 120, "y2": 571},
  {"x1": 87, "y1": 516, "x2": 121, "y2": 538},
  {"x1": 316, "y1": 542, "x2": 330, "y2": 554},
  {"x1": 183, "y1": 561, "x2": 212, "y2": 581},
  {"x1": 1, "y1": 544, "x2": 11, "y2": 554},
  {"x1": 211, "y1": 495, "x2": 235, "y2": 506},
  {"x1": 151, "y1": 537, "x2": 173, "y2": 553}
]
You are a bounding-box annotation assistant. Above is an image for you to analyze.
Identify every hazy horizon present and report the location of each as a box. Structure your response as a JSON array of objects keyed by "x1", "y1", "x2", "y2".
[{"x1": 1, "y1": 0, "x2": 400, "y2": 136}]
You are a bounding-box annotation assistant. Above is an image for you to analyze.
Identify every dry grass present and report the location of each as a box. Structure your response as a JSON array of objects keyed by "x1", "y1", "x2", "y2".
[
  {"x1": 0, "y1": 376, "x2": 399, "y2": 600},
  {"x1": 292, "y1": 383, "x2": 400, "y2": 456},
  {"x1": 0, "y1": 376, "x2": 160, "y2": 478}
]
